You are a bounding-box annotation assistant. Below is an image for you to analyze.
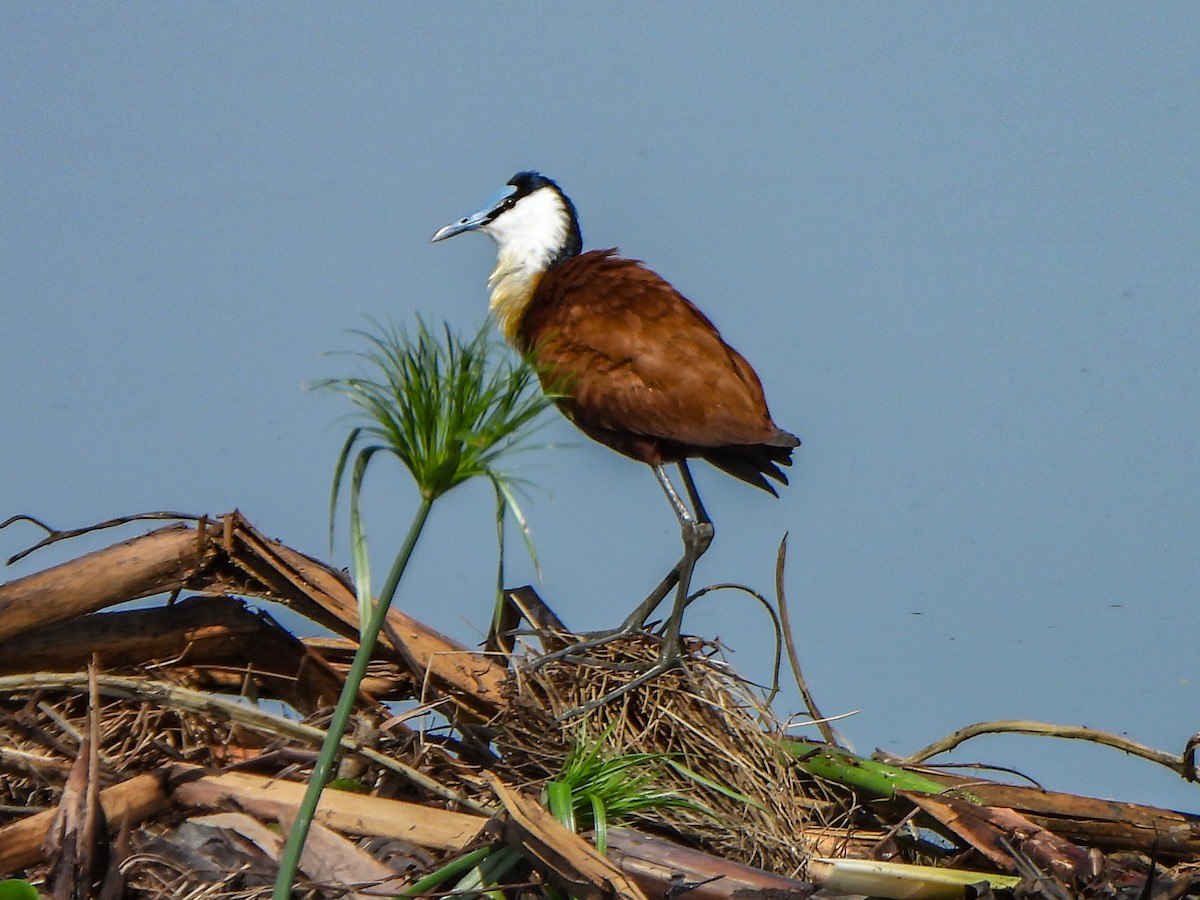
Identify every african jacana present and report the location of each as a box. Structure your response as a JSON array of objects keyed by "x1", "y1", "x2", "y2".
[{"x1": 433, "y1": 171, "x2": 799, "y2": 703}]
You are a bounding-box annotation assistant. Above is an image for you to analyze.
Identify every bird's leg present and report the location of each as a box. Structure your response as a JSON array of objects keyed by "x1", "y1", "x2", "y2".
[
  {"x1": 524, "y1": 462, "x2": 713, "y2": 671},
  {"x1": 653, "y1": 461, "x2": 713, "y2": 655},
  {"x1": 550, "y1": 462, "x2": 715, "y2": 720},
  {"x1": 615, "y1": 461, "x2": 713, "y2": 633},
  {"x1": 678, "y1": 456, "x2": 711, "y2": 526}
]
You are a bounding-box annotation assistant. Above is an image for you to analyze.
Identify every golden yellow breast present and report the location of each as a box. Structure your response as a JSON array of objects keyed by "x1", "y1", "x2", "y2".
[{"x1": 488, "y1": 259, "x2": 543, "y2": 343}]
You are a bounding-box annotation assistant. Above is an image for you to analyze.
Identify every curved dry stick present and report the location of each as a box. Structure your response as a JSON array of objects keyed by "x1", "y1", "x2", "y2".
[
  {"x1": 684, "y1": 580, "x2": 782, "y2": 705},
  {"x1": 3, "y1": 510, "x2": 203, "y2": 565},
  {"x1": 774, "y1": 534, "x2": 838, "y2": 747},
  {"x1": 1183, "y1": 732, "x2": 1200, "y2": 782},
  {"x1": 903, "y1": 719, "x2": 1194, "y2": 781}
]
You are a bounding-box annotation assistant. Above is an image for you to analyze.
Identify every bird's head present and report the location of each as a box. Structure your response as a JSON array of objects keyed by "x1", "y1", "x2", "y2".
[{"x1": 431, "y1": 171, "x2": 582, "y2": 270}]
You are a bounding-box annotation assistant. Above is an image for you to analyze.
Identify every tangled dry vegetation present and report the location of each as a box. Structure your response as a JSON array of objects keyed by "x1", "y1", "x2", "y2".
[{"x1": 1, "y1": 511, "x2": 1198, "y2": 899}]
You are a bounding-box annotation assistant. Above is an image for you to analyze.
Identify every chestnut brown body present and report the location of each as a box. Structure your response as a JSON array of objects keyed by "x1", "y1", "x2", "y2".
[{"x1": 515, "y1": 249, "x2": 798, "y2": 494}]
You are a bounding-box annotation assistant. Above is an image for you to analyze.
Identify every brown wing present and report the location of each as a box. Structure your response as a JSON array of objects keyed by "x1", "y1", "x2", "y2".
[{"x1": 516, "y1": 250, "x2": 785, "y2": 454}]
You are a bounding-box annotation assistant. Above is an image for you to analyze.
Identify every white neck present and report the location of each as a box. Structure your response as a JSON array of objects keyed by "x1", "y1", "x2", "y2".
[{"x1": 482, "y1": 187, "x2": 573, "y2": 339}]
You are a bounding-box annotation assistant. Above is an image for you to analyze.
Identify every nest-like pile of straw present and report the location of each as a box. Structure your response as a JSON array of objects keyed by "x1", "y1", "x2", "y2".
[{"x1": 496, "y1": 635, "x2": 842, "y2": 879}]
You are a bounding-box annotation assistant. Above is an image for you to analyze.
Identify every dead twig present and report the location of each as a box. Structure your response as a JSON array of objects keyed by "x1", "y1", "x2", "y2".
[
  {"x1": 684, "y1": 580, "x2": 782, "y2": 705},
  {"x1": 775, "y1": 534, "x2": 837, "y2": 747},
  {"x1": 904, "y1": 720, "x2": 1195, "y2": 781},
  {"x1": 2, "y1": 511, "x2": 203, "y2": 566},
  {"x1": 1184, "y1": 733, "x2": 1199, "y2": 782}
]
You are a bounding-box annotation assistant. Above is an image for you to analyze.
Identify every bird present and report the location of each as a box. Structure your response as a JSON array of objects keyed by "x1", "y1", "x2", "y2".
[{"x1": 432, "y1": 171, "x2": 798, "y2": 706}]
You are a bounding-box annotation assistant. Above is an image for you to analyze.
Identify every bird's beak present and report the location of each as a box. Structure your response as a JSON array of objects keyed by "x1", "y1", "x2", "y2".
[
  {"x1": 431, "y1": 208, "x2": 491, "y2": 242},
  {"x1": 431, "y1": 184, "x2": 516, "y2": 242}
]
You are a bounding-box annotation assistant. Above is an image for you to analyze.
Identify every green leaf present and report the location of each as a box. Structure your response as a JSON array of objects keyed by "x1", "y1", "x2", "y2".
[
  {"x1": 399, "y1": 845, "x2": 495, "y2": 896},
  {"x1": 544, "y1": 779, "x2": 575, "y2": 831},
  {"x1": 545, "y1": 723, "x2": 713, "y2": 847},
  {"x1": 319, "y1": 317, "x2": 556, "y2": 553},
  {"x1": 0, "y1": 881, "x2": 38, "y2": 900},
  {"x1": 590, "y1": 792, "x2": 609, "y2": 854}
]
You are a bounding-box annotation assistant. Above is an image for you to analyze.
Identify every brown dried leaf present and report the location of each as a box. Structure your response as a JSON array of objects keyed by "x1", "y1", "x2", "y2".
[
  {"x1": 904, "y1": 790, "x2": 1150, "y2": 892},
  {"x1": 43, "y1": 730, "x2": 108, "y2": 900},
  {"x1": 172, "y1": 768, "x2": 487, "y2": 851},
  {"x1": 489, "y1": 774, "x2": 649, "y2": 900}
]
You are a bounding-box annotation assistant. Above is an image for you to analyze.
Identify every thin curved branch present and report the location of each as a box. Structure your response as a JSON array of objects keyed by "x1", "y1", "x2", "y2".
[
  {"x1": 903, "y1": 719, "x2": 1195, "y2": 781},
  {"x1": 684, "y1": 580, "x2": 782, "y2": 706},
  {"x1": 1183, "y1": 732, "x2": 1199, "y2": 782},
  {"x1": 774, "y1": 534, "x2": 837, "y2": 747},
  {"x1": 3, "y1": 511, "x2": 203, "y2": 565}
]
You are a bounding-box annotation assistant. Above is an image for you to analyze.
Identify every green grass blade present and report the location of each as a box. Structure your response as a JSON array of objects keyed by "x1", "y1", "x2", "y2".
[
  {"x1": 666, "y1": 759, "x2": 764, "y2": 813},
  {"x1": 349, "y1": 491, "x2": 372, "y2": 631},
  {"x1": 441, "y1": 845, "x2": 523, "y2": 899},
  {"x1": 547, "y1": 722, "x2": 721, "y2": 853},
  {"x1": 400, "y1": 845, "x2": 495, "y2": 896},
  {"x1": 328, "y1": 426, "x2": 363, "y2": 552},
  {"x1": 544, "y1": 780, "x2": 575, "y2": 832},
  {"x1": 492, "y1": 475, "x2": 541, "y2": 580},
  {"x1": 590, "y1": 792, "x2": 608, "y2": 855},
  {"x1": 348, "y1": 445, "x2": 386, "y2": 629},
  {"x1": 491, "y1": 482, "x2": 506, "y2": 643}
]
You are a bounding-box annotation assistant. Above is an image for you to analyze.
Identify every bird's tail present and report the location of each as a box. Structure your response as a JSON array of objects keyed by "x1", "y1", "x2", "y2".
[{"x1": 701, "y1": 429, "x2": 800, "y2": 496}]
